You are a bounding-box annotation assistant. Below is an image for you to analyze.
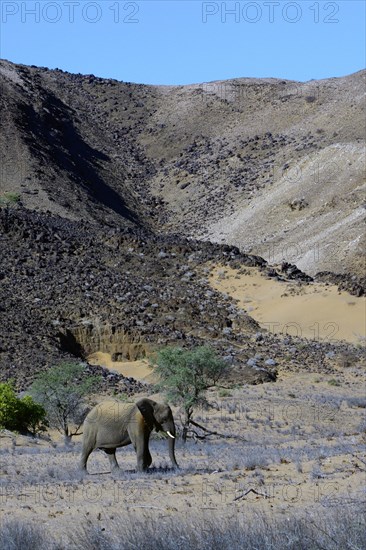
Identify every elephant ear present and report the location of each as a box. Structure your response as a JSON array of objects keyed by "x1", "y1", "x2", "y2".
[{"x1": 136, "y1": 399, "x2": 159, "y2": 432}]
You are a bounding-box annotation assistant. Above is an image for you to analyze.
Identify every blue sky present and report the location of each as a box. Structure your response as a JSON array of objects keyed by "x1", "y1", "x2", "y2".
[{"x1": 0, "y1": 1, "x2": 365, "y2": 84}]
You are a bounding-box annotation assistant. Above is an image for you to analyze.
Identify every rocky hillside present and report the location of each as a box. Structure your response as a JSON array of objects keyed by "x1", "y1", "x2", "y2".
[
  {"x1": 1, "y1": 59, "x2": 365, "y2": 276},
  {"x1": 0, "y1": 59, "x2": 364, "y2": 389},
  {"x1": 0, "y1": 206, "x2": 259, "y2": 388},
  {"x1": 1, "y1": 206, "x2": 364, "y2": 390}
]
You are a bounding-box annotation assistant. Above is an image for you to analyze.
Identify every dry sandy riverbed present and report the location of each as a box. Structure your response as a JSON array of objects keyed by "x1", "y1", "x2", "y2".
[
  {"x1": 209, "y1": 265, "x2": 365, "y2": 344},
  {"x1": 87, "y1": 352, "x2": 154, "y2": 382}
]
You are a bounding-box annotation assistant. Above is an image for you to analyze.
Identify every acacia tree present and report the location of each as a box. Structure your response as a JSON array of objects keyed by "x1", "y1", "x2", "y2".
[
  {"x1": 30, "y1": 362, "x2": 100, "y2": 442},
  {"x1": 154, "y1": 346, "x2": 227, "y2": 441}
]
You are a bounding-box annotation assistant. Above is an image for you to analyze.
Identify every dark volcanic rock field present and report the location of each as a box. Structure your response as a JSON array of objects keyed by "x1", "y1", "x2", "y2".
[
  {"x1": 1, "y1": 206, "x2": 364, "y2": 391},
  {"x1": 0, "y1": 205, "x2": 261, "y2": 388}
]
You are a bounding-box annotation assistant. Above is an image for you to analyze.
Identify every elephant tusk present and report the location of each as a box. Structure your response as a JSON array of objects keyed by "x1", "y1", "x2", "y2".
[{"x1": 166, "y1": 431, "x2": 175, "y2": 439}]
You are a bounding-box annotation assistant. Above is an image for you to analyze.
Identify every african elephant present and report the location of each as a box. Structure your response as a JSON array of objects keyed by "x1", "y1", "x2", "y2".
[{"x1": 80, "y1": 398, "x2": 179, "y2": 473}]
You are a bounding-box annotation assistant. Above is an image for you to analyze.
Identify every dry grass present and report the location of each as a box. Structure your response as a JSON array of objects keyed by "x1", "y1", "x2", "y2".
[
  {"x1": 2, "y1": 506, "x2": 365, "y2": 550},
  {"x1": 1, "y1": 368, "x2": 365, "y2": 548}
]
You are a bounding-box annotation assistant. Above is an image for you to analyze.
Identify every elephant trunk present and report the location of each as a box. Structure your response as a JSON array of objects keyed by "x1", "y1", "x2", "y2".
[{"x1": 165, "y1": 421, "x2": 179, "y2": 469}]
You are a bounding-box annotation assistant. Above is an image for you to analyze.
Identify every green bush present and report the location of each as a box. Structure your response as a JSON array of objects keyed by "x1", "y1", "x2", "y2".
[
  {"x1": 154, "y1": 346, "x2": 227, "y2": 441},
  {"x1": 0, "y1": 382, "x2": 47, "y2": 434},
  {"x1": 0, "y1": 192, "x2": 21, "y2": 205},
  {"x1": 0, "y1": 382, "x2": 18, "y2": 428},
  {"x1": 218, "y1": 389, "x2": 232, "y2": 398},
  {"x1": 18, "y1": 396, "x2": 48, "y2": 434}
]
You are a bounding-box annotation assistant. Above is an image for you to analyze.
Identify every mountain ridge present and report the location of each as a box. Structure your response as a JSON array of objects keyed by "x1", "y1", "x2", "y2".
[{"x1": 1, "y1": 58, "x2": 365, "y2": 277}]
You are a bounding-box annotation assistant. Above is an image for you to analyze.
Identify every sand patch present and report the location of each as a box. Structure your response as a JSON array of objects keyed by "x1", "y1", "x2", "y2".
[
  {"x1": 87, "y1": 351, "x2": 154, "y2": 381},
  {"x1": 210, "y1": 266, "x2": 366, "y2": 344}
]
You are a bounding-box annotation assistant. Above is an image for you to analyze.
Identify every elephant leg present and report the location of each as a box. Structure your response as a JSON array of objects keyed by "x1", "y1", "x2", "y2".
[
  {"x1": 135, "y1": 433, "x2": 152, "y2": 472},
  {"x1": 104, "y1": 448, "x2": 119, "y2": 471},
  {"x1": 80, "y1": 445, "x2": 93, "y2": 472}
]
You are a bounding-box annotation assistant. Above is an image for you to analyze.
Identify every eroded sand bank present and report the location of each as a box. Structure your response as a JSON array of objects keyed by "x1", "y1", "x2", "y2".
[
  {"x1": 210, "y1": 266, "x2": 365, "y2": 344},
  {"x1": 87, "y1": 351, "x2": 154, "y2": 381}
]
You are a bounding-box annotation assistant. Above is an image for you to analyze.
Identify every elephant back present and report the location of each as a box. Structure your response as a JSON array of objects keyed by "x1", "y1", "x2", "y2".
[{"x1": 85, "y1": 400, "x2": 135, "y2": 429}]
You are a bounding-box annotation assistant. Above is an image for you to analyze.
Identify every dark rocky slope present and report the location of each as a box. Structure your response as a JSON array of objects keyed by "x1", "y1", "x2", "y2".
[
  {"x1": 1, "y1": 206, "x2": 363, "y2": 391},
  {"x1": 0, "y1": 206, "x2": 261, "y2": 388}
]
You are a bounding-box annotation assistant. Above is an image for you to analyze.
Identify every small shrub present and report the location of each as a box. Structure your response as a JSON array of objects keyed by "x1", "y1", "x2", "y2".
[
  {"x1": 0, "y1": 383, "x2": 47, "y2": 434},
  {"x1": 18, "y1": 396, "x2": 48, "y2": 434},
  {"x1": 218, "y1": 389, "x2": 232, "y2": 398},
  {"x1": 0, "y1": 383, "x2": 18, "y2": 428},
  {"x1": 288, "y1": 197, "x2": 309, "y2": 211},
  {"x1": 346, "y1": 397, "x2": 366, "y2": 408},
  {"x1": 0, "y1": 192, "x2": 21, "y2": 205},
  {"x1": 337, "y1": 352, "x2": 357, "y2": 368}
]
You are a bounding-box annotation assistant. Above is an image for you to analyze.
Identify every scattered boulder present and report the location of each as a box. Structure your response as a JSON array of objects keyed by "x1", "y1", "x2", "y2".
[
  {"x1": 288, "y1": 197, "x2": 309, "y2": 211},
  {"x1": 315, "y1": 271, "x2": 365, "y2": 297}
]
